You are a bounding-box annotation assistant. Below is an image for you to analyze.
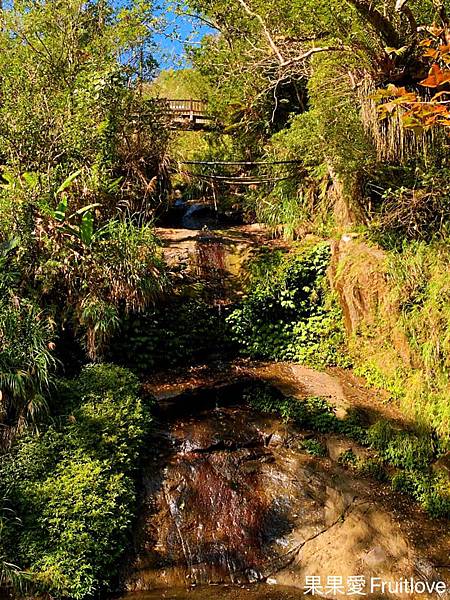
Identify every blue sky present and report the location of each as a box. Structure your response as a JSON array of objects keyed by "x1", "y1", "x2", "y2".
[{"x1": 153, "y1": 2, "x2": 214, "y2": 70}]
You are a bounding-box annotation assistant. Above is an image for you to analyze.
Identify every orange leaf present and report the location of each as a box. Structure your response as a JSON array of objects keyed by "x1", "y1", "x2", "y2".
[
  {"x1": 423, "y1": 48, "x2": 439, "y2": 59},
  {"x1": 428, "y1": 25, "x2": 444, "y2": 37},
  {"x1": 420, "y1": 64, "x2": 445, "y2": 87}
]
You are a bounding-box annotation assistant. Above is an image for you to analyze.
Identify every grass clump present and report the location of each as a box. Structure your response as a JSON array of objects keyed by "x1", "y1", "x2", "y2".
[{"x1": 349, "y1": 240, "x2": 450, "y2": 442}]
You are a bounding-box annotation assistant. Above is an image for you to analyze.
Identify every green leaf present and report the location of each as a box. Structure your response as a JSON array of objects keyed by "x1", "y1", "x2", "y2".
[
  {"x1": 71, "y1": 203, "x2": 101, "y2": 218},
  {"x1": 56, "y1": 169, "x2": 82, "y2": 195},
  {"x1": 53, "y1": 196, "x2": 68, "y2": 222},
  {"x1": 0, "y1": 236, "x2": 20, "y2": 256},
  {"x1": 80, "y1": 212, "x2": 94, "y2": 246},
  {"x1": 0, "y1": 170, "x2": 16, "y2": 186},
  {"x1": 22, "y1": 172, "x2": 40, "y2": 188}
]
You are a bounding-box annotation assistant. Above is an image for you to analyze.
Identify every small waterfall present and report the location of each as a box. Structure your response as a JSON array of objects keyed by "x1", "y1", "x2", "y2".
[{"x1": 195, "y1": 237, "x2": 227, "y2": 298}]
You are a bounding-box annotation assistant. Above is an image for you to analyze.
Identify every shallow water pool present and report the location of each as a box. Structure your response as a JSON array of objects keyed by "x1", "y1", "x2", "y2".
[{"x1": 119, "y1": 585, "x2": 305, "y2": 599}]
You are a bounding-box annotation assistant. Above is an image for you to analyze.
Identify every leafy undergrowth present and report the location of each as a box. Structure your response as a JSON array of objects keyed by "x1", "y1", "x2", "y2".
[
  {"x1": 0, "y1": 364, "x2": 153, "y2": 599},
  {"x1": 227, "y1": 242, "x2": 350, "y2": 369},
  {"x1": 111, "y1": 298, "x2": 232, "y2": 374},
  {"x1": 244, "y1": 383, "x2": 450, "y2": 519},
  {"x1": 349, "y1": 239, "x2": 450, "y2": 442}
]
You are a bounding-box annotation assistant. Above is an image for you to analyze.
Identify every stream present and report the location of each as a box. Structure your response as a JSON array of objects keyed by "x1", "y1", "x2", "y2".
[
  {"x1": 118, "y1": 201, "x2": 450, "y2": 599},
  {"x1": 118, "y1": 585, "x2": 304, "y2": 599}
]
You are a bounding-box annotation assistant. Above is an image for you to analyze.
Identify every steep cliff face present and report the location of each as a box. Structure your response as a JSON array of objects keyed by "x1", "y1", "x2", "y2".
[
  {"x1": 330, "y1": 237, "x2": 413, "y2": 378},
  {"x1": 329, "y1": 235, "x2": 450, "y2": 448}
]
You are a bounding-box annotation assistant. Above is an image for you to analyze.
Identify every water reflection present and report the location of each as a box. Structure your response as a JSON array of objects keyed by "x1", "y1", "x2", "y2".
[{"x1": 118, "y1": 585, "x2": 304, "y2": 599}]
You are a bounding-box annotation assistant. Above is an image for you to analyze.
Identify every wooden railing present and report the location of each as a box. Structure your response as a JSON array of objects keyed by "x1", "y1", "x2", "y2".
[
  {"x1": 167, "y1": 99, "x2": 208, "y2": 116},
  {"x1": 162, "y1": 99, "x2": 213, "y2": 129}
]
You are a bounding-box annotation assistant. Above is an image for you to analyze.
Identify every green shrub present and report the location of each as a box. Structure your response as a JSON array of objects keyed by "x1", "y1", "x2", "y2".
[
  {"x1": 21, "y1": 456, "x2": 135, "y2": 600},
  {"x1": 301, "y1": 438, "x2": 327, "y2": 457},
  {"x1": 244, "y1": 384, "x2": 340, "y2": 433},
  {"x1": 112, "y1": 299, "x2": 231, "y2": 373},
  {"x1": 366, "y1": 420, "x2": 438, "y2": 471},
  {"x1": 356, "y1": 458, "x2": 389, "y2": 482},
  {"x1": 227, "y1": 242, "x2": 349, "y2": 369},
  {"x1": 243, "y1": 383, "x2": 449, "y2": 519},
  {"x1": 338, "y1": 449, "x2": 357, "y2": 467},
  {"x1": 391, "y1": 471, "x2": 450, "y2": 519},
  {"x1": 0, "y1": 364, "x2": 152, "y2": 599}
]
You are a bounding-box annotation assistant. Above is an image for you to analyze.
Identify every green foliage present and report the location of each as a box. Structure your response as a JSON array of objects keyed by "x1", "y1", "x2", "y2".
[
  {"x1": 392, "y1": 471, "x2": 450, "y2": 520},
  {"x1": 22, "y1": 457, "x2": 134, "y2": 599},
  {"x1": 112, "y1": 299, "x2": 231, "y2": 374},
  {"x1": 244, "y1": 384, "x2": 341, "y2": 433},
  {"x1": 0, "y1": 294, "x2": 56, "y2": 438},
  {"x1": 354, "y1": 362, "x2": 406, "y2": 402},
  {"x1": 363, "y1": 420, "x2": 448, "y2": 517},
  {"x1": 355, "y1": 458, "x2": 388, "y2": 482},
  {"x1": 228, "y1": 242, "x2": 349, "y2": 368},
  {"x1": 147, "y1": 68, "x2": 210, "y2": 100},
  {"x1": 37, "y1": 218, "x2": 168, "y2": 359},
  {"x1": 338, "y1": 449, "x2": 358, "y2": 468},
  {"x1": 0, "y1": 0, "x2": 171, "y2": 361},
  {"x1": 244, "y1": 382, "x2": 448, "y2": 518},
  {"x1": 0, "y1": 364, "x2": 152, "y2": 599},
  {"x1": 366, "y1": 420, "x2": 439, "y2": 471},
  {"x1": 301, "y1": 438, "x2": 327, "y2": 457},
  {"x1": 246, "y1": 114, "x2": 332, "y2": 238},
  {"x1": 351, "y1": 239, "x2": 450, "y2": 441}
]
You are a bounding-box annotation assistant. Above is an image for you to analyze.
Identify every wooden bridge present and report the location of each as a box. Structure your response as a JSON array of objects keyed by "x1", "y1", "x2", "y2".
[{"x1": 165, "y1": 99, "x2": 213, "y2": 130}]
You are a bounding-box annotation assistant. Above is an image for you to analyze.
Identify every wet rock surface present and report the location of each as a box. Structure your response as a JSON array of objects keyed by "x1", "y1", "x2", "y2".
[
  {"x1": 154, "y1": 222, "x2": 289, "y2": 303},
  {"x1": 119, "y1": 584, "x2": 305, "y2": 599},
  {"x1": 125, "y1": 385, "x2": 450, "y2": 598}
]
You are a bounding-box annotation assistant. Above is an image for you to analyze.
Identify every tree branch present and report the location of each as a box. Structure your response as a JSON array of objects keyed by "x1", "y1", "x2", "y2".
[
  {"x1": 235, "y1": 0, "x2": 285, "y2": 64},
  {"x1": 183, "y1": 11, "x2": 221, "y2": 32},
  {"x1": 395, "y1": 0, "x2": 418, "y2": 34},
  {"x1": 346, "y1": 0, "x2": 401, "y2": 47},
  {"x1": 280, "y1": 46, "x2": 351, "y2": 68}
]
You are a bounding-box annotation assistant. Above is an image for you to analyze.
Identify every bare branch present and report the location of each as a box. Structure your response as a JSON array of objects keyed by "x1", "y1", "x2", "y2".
[
  {"x1": 235, "y1": 0, "x2": 285, "y2": 64},
  {"x1": 395, "y1": 0, "x2": 418, "y2": 34},
  {"x1": 395, "y1": 0, "x2": 408, "y2": 10},
  {"x1": 280, "y1": 46, "x2": 351, "y2": 68},
  {"x1": 182, "y1": 11, "x2": 221, "y2": 32}
]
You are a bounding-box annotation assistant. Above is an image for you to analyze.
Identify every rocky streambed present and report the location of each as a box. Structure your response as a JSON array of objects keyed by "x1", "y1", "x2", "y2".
[
  {"x1": 119, "y1": 205, "x2": 450, "y2": 599},
  {"x1": 121, "y1": 366, "x2": 450, "y2": 599}
]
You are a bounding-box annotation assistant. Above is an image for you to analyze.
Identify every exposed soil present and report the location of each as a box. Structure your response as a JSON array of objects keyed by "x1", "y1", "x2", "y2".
[{"x1": 144, "y1": 359, "x2": 411, "y2": 428}]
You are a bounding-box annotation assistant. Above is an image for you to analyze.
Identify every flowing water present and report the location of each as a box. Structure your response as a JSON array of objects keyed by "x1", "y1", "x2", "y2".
[
  {"x1": 121, "y1": 202, "x2": 450, "y2": 599},
  {"x1": 118, "y1": 584, "x2": 305, "y2": 599},
  {"x1": 120, "y1": 381, "x2": 450, "y2": 598}
]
